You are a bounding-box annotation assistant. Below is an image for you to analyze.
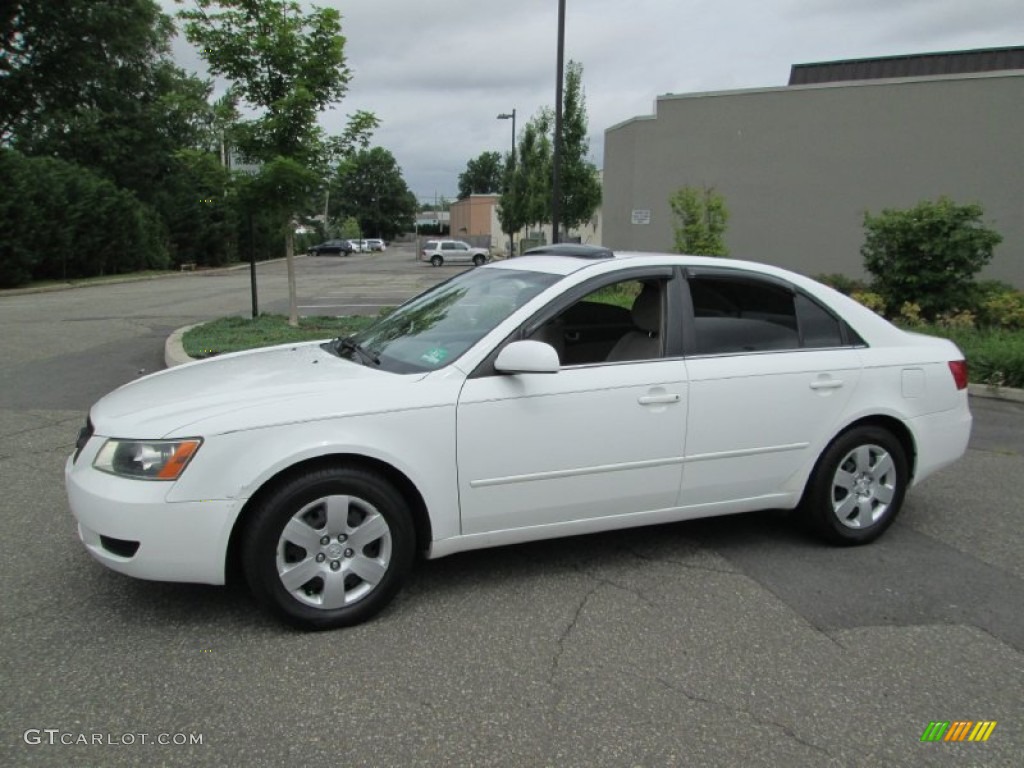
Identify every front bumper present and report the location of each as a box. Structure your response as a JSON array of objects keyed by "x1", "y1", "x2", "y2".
[{"x1": 65, "y1": 453, "x2": 239, "y2": 585}]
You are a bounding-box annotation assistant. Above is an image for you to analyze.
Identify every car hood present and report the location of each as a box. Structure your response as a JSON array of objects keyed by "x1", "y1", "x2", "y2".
[{"x1": 91, "y1": 341, "x2": 425, "y2": 438}]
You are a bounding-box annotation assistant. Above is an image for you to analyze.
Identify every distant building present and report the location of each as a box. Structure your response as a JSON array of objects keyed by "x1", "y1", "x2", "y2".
[
  {"x1": 415, "y1": 211, "x2": 450, "y2": 229},
  {"x1": 449, "y1": 188, "x2": 603, "y2": 257},
  {"x1": 602, "y1": 46, "x2": 1024, "y2": 286}
]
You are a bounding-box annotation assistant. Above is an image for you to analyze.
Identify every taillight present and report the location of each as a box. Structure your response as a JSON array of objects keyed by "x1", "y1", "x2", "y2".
[{"x1": 948, "y1": 360, "x2": 968, "y2": 390}]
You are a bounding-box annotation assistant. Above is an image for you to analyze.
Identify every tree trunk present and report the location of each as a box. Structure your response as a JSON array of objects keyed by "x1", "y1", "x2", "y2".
[{"x1": 285, "y1": 225, "x2": 298, "y2": 327}]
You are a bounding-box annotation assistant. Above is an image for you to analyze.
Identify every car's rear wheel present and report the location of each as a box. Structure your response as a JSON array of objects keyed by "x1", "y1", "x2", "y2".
[
  {"x1": 242, "y1": 466, "x2": 415, "y2": 629},
  {"x1": 472, "y1": 254, "x2": 486, "y2": 266},
  {"x1": 430, "y1": 255, "x2": 443, "y2": 267},
  {"x1": 801, "y1": 425, "x2": 908, "y2": 545}
]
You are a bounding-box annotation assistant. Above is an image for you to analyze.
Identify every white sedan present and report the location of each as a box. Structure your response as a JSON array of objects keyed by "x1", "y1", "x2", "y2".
[{"x1": 66, "y1": 246, "x2": 971, "y2": 629}]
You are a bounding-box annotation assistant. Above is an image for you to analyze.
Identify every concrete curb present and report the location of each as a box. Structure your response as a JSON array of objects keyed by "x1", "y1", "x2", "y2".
[
  {"x1": 164, "y1": 323, "x2": 1024, "y2": 406},
  {"x1": 968, "y1": 382, "x2": 1024, "y2": 403},
  {"x1": 164, "y1": 323, "x2": 204, "y2": 368}
]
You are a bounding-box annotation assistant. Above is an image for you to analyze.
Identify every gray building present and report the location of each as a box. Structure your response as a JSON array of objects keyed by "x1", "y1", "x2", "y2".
[{"x1": 603, "y1": 49, "x2": 1024, "y2": 286}]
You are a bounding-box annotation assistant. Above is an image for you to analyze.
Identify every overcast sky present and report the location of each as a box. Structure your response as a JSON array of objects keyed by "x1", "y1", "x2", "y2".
[{"x1": 166, "y1": 1, "x2": 1023, "y2": 204}]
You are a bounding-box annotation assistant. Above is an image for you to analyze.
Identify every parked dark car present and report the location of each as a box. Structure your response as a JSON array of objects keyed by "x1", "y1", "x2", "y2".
[{"x1": 308, "y1": 239, "x2": 354, "y2": 256}]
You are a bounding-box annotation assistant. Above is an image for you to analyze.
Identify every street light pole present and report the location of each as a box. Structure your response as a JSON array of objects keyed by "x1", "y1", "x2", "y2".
[
  {"x1": 497, "y1": 109, "x2": 516, "y2": 256},
  {"x1": 552, "y1": 0, "x2": 566, "y2": 244}
]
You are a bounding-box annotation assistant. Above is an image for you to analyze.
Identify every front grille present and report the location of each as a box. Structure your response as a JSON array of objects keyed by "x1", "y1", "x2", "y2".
[{"x1": 74, "y1": 418, "x2": 94, "y2": 463}]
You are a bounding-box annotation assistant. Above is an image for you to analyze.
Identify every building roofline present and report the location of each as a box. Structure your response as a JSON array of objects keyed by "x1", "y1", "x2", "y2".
[{"x1": 655, "y1": 69, "x2": 1022, "y2": 103}]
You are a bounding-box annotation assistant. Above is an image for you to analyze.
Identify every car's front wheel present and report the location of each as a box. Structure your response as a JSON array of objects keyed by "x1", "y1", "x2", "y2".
[
  {"x1": 430, "y1": 255, "x2": 443, "y2": 267},
  {"x1": 242, "y1": 466, "x2": 415, "y2": 629},
  {"x1": 801, "y1": 425, "x2": 908, "y2": 545},
  {"x1": 472, "y1": 254, "x2": 486, "y2": 266}
]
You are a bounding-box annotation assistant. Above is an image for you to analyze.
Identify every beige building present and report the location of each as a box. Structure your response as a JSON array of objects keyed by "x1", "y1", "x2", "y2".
[
  {"x1": 449, "y1": 193, "x2": 603, "y2": 256},
  {"x1": 449, "y1": 194, "x2": 501, "y2": 243},
  {"x1": 602, "y1": 48, "x2": 1024, "y2": 286}
]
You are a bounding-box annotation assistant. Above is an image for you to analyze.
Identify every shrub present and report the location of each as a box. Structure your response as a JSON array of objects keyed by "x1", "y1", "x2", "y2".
[
  {"x1": 669, "y1": 185, "x2": 729, "y2": 256},
  {"x1": 812, "y1": 273, "x2": 868, "y2": 296},
  {"x1": 932, "y1": 327, "x2": 1024, "y2": 388},
  {"x1": 861, "y1": 197, "x2": 1002, "y2": 319},
  {"x1": 898, "y1": 301, "x2": 924, "y2": 326},
  {"x1": 935, "y1": 309, "x2": 977, "y2": 331},
  {"x1": 851, "y1": 291, "x2": 887, "y2": 314},
  {"x1": 977, "y1": 290, "x2": 1024, "y2": 330}
]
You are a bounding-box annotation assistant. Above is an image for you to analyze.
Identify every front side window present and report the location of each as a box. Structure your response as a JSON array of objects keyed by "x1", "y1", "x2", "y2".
[
  {"x1": 339, "y1": 268, "x2": 560, "y2": 373},
  {"x1": 526, "y1": 276, "x2": 668, "y2": 366}
]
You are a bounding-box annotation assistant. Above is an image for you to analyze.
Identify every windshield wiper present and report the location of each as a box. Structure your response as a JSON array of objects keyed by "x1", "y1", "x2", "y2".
[{"x1": 335, "y1": 336, "x2": 380, "y2": 366}]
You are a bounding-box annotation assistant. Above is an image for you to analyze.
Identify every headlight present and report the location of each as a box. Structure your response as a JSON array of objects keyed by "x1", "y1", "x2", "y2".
[{"x1": 93, "y1": 438, "x2": 202, "y2": 480}]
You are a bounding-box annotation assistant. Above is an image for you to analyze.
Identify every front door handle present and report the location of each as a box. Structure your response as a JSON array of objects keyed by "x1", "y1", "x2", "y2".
[{"x1": 638, "y1": 393, "x2": 681, "y2": 405}]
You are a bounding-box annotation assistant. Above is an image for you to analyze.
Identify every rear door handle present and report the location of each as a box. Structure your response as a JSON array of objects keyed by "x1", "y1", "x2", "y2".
[
  {"x1": 638, "y1": 393, "x2": 681, "y2": 405},
  {"x1": 809, "y1": 378, "x2": 844, "y2": 391}
]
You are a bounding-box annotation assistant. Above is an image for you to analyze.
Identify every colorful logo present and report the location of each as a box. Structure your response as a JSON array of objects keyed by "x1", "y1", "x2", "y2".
[{"x1": 920, "y1": 721, "x2": 997, "y2": 742}]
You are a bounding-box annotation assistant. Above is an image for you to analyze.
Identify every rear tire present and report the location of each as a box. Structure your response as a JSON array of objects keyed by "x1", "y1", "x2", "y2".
[
  {"x1": 800, "y1": 426, "x2": 908, "y2": 545},
  {"x1": 242, "y1": 466, "x2": 415, "y2": 629},
  {"x1": 430, "y1": 255, "x2": 443, "y2": 267}
]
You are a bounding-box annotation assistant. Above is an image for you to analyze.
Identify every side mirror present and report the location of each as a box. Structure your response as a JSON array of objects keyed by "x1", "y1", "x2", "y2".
[{"x1": 494, "y1": 340, "x2": 560, "y2": 374}]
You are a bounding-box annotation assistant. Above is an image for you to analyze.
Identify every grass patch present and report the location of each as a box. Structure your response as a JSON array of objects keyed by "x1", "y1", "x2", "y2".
[
  {"x1": 909, "y1": 325, "x2": 1024, "y2": 388},
  {"x1": 183, "y1": 314, "x2": 376, "y2": 359}
]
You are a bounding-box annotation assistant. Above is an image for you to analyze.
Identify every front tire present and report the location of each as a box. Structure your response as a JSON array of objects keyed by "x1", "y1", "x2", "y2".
[
  {"x1": 800, "y1": 426, "x2": 908, "y2": 545},
  {"x1": 472, "y1": 254, "x2": 486, "y2": 266},
  {"x1": 242, "y1": 466, "x2": 415, "y2": 629},
  {"x1": 430, "y1": 255, "x2": 443, "y2": 267}
]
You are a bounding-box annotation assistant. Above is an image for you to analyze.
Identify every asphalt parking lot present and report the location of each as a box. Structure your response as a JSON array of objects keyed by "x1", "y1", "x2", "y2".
[{"x1": 1, "y1": 244, "x2": 1021, "y2": 766}]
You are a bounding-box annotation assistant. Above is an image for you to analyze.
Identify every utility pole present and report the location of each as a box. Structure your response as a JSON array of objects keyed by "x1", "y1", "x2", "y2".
[{"x1": 551, "y1": 0, "x2": 566, "y2": 244}]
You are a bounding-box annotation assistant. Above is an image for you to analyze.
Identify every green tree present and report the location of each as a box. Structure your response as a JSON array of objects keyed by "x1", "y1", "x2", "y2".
[
  {"x1": 180, "y1": 0, "x2": 359, "y2": 325},
  {"x1": 331, "y1": 148, "x2": 417, "y2": 240},
  {"x1": 862, "y1": 197, "x2": 1002, "y2": 319},
  {"x1": 499, "y1": 111, "x2": 553, "y2": 240},
  {"x1": 669, "y1": 185, "x2": 730, "y2": 256},
  {"x1": 458, "y1": 151, "x2": 504, "y2": 199},
  {"x1": 336, "y1": 216, "x2": 361, "y2": 240},
  {"x1": 557, "y1": 61, "x2": 602, "y2": 233},
  {"x1": 154, "y1": 150, "x2": 237, "y2": 268},
  {"x1": 0, "y1": 149, "x2": 167, "y2": 287},
  {"x1": 1, "y1": 0, "x2": 174, "y2": 141},
  {"x1": 498, "y1": 61, "x2": 600, "y2": 246}
]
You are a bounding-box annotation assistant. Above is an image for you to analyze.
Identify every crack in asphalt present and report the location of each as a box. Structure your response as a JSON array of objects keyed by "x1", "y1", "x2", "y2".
[
  {"x1": 549, "y1": 581, "x2": 601, "y2": 683},
  {"x1": 653, "y1": 676, "x2": 841, "y2": 763},
  {"x1": 626, "y1": 545, "x2": 742, "y2": 576}
]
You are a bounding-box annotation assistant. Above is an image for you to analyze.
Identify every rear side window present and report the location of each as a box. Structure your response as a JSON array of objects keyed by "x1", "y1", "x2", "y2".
[
  {"x1": 795, "y1": 294, "x2": 844, "y2": 348},
  {"x1": 688, "y1": 275, "x2": 852, "y2": 354},
  {"x1": 688, "y1": 276, "x2": 799, "y2": 354}
]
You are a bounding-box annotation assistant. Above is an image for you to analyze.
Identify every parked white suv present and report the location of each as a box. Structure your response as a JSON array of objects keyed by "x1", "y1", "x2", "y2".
[
  {"x1": 363, "y1": 239, "x2": 386, "y2": 252},
  {"x1": 421, "y1": 239, "x2": 489, "y2": 267}
]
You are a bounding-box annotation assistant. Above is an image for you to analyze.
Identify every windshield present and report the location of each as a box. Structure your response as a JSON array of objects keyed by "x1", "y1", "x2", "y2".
[{"x1": 339, "y1": 267, "x2": 560, "y2": 373}]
